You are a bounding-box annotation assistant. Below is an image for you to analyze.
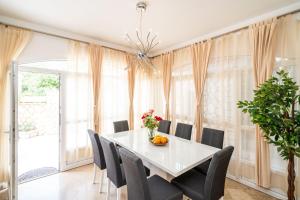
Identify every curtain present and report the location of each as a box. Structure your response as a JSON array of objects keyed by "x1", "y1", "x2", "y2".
[
  {"x1": 191, "y1": 41, "x2": 212, "y2": 142},
  {"x1": 88, "y1": 44, "x2": 103, "y2": 133},
  {"x1": 161, "y1": 52, "x2": 174, "y2": 120},
  {"x1": 203, "y1": 29, "x2": 256, "y2": 184},
  {"x1": 249, "y1": 18, "x2": 278, "y2": 188},
  {"x1": 271, "y1": 13, "x2": 300, "y2": 198},
  {"x1": 134, "y1": 57, "x2": 164, "y2": 128},
  {"x1": 101, "y1": 48, "x2": 128, "y2": 133},
  {"x1": 0, "y1": 25, "x2": 31, "y2": 187},
  {"x1": 170, "y1": 47, "x2": 195, "y2": 135},
  {"x1": 126, "y1": 54, "x2": 136, "y2": 130},
  {"x1": 64, "y1": 41, "x2": 92, "y2": 165}
]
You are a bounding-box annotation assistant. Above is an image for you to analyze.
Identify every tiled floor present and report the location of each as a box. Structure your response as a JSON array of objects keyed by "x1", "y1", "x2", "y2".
[{"x1": 18, "y1": 164, "x2": 279, "y2": 200}]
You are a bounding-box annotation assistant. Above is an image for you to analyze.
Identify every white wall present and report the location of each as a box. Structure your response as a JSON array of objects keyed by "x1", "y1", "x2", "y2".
[{"x1": 18, "y1": 33, "x2": 69, "y2": 64}]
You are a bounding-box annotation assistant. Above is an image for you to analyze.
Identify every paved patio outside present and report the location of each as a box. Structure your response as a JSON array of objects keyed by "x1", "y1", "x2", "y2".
[{"x1": 18, "y1": 134, "x2": 59, "y2": 177}]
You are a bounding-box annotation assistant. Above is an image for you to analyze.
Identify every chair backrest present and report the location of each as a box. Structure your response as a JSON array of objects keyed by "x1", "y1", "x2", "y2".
[
  {"x1": 175, "y1": 123, "x2": 193, "y2": 140},
  {"x1": 157, "y1": 120, "x2": 171, "y2": 134},
  {"x1": 113, "y1": 120, "x2": 129, "y2": 133},
  {"x1": 87, "y1": 129, "x2": 106, "y2": 170},
  {"x1": 119, "y1": 148, "x2": 151, "y2": 200},
  {"x1": 201, "y1": 128, "x2": 224, "y2": 149},
  {"x1": 204, "y1": 146, "x2": 234, "y2": 200},
  {"x1": 99, "y1": 136, "x2": 124, "y2": 187}
]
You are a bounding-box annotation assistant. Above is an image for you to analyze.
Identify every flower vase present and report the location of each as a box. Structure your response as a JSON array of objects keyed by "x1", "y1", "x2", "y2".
[{"x1": 148, "y1": 128, "x2": 155, "y2": 139}]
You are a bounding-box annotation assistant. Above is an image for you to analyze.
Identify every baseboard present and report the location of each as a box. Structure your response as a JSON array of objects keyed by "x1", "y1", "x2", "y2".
[
  {"x1": 61, "y1": 158, "x2": 93, "y2": 171},
  {"x1": 227, "y1": 174, "x2": 288, "y2": 200}
]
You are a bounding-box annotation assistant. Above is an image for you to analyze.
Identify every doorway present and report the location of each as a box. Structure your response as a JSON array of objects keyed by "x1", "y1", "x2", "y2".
[{"x1": 17, "y1": 70, "x2": 60, "y2": 183}]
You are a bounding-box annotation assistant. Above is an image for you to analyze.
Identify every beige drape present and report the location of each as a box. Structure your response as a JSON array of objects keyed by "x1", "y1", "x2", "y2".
[
  {"x1": 191, "y1": 41, "x2": 212, "y2": 142},
  {"x1": 88, "y1": 44, "x2": 103, "y2": 133},
  {"x1": 65, "y1": 41, "x2": 93, "y2": 164},
  {"x1": 271, "y1": 13, "x2": 300, "y2": 198},
  {"x1": 161, "y1": 52, "x2": 174, "y2": 120},
  {"x1": 126, "y1": 54, "x2": 136, "y2": 129},
  {"x1": 101, "y1": 48, "x2": 128, "y2": 132},
  {"x1": 249, "y1": 18, "x2": 277, "y2": 188},
  {"x1": 0, "y1": 25, "x2": 31, "y2": 183}
]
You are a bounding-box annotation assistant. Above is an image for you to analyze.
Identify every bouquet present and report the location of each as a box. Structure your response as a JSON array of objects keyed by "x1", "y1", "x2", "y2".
[{"x1": 141, "y1": 109, "x2": 162, "y2": 137}]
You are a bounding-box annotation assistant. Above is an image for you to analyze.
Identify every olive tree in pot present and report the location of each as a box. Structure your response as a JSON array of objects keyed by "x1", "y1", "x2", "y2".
[{"x1": 238, "y1": 70, "x2": 300, "y2": 200}]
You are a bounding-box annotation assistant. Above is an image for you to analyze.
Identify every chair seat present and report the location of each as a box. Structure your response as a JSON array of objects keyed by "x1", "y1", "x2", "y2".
[
  {"x1": 148, "y1": 175, "x2": 183, "y2": 200},
  {"x1": 118, "y1": 164, "x2": 151, "y2": 187},
  {"x1": 194, "y1": 159, "x2": 211, "y2": 174},
  {"x1": 171, "y1": 169, "x2": 206, "y2": 200}
]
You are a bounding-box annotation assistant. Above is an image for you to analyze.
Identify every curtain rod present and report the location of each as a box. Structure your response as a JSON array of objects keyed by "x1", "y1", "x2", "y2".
[
  {"x1": 0, "y1": 22, "x2": 130, "y2": 54},
  {"x1": 151, "y1": 9, "x2": 300, "y2": 58},
  {"x1": 209, "y1": 9, "x2": 300, "y2": 41}
]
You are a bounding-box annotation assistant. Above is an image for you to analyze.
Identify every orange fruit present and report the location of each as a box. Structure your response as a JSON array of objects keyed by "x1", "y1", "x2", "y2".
[
  {"x1": 161, "y1": 137, "x2": 167, "y2": 144},
  {"x1": 153, "y1": 137, "x2": 161, "y2": 144}
]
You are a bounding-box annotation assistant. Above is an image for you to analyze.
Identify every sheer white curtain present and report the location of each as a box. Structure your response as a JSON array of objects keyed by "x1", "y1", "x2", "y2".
[
  {"x1": 203, "y1": 30, "x2": 256, "y2": 182},
  {"x1": 63, "y1": 41, "x2": 93, "y2": 166},
  {"x1": 134, "y1": 59, "x2": 164, "y2": 128},
  {"x1": 101, "y1": 48, "x2": 129, "y2": 133},
  {"x1": 134, "y1": 68, "x2": 154, "y2": 128},
  {"x1": 270, "y1": 13, "x2": 300, "y2": 198},
  {"x1": 169, "y1": 47, "x2": 195, "y2": 136}
]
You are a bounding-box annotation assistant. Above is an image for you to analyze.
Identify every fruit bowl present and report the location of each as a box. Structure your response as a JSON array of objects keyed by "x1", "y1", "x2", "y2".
[
  {"x1": 150, "y1": 135, "x2": 169, "y2": 146},
  {"x1": 151, "y1": 141, "x2": 168, "y2": 146}
]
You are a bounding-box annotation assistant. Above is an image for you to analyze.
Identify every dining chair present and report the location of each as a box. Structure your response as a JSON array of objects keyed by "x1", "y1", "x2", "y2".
[
  {"x1": 119, "y1": 147, "x2": 183, "y2": 200},
  {"x1": 157, "y1": 120, "x2": 171, "y2": 134},
  {"x1": 175, "y1": 122, "x2": 193, "y2": 140},
  {"x1": 171, "y1": 146, "x2": 234, "y2": 200},
  {"x1": 195, "y1": 128, "x2": 224, "y2": 174},
  {"x1": 99, "y1": 137, "x2": 150, "y2": 200},
  {"x1": 87, "y1": 129, "x2": 106, "y2": 193},
  {"x1": 113, "y1": 120, "x2": 129, "y2": 133}
]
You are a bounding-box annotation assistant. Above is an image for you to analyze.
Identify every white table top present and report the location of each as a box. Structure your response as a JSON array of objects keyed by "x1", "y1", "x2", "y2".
[{"x1": 103, "y1": 128, "x2": 220, "y2": 177}]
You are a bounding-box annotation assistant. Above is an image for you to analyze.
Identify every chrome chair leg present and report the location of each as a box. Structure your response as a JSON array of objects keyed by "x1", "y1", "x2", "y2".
[
  {"x1": 106, "y1": 179, "x2": 111, "y2": 200},
  {"x1": 116, "y1": 187, "x2": 121, "y2": 200},
  {"x1": 99, "y1": 169, "x2": 105, "y2": 193},
  {"x1": 93, "y1": 163, "x2": 97, "y2": 184}
]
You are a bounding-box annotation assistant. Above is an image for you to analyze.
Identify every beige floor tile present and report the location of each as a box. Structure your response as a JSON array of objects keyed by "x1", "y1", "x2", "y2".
[{"x1": 18, "y1": 164, "x2": 279, "y2": 200}]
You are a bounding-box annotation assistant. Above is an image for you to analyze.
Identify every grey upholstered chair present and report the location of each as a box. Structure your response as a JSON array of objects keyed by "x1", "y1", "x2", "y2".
[
  {"x1": 157, "y1": 120, "x2": 171, "y2": 134},
  {"x1": 99, "y1": 137, "x2": 150, "y2": 200},
  {"x1": 113, "y1": 120, "x2": 129, "y2": 133},
  {"x1": 119, "y1": 147, "x2": 183, "y2": 200},
  {"x1": 87, "y1": 129, "x2": 106, "y2": 193},
  {"x1": 175, "y1": 122, "x2": 193, "y2": 140},
  {"x1": 195, "y1": 128, "x2": 224, "y2": 174},
  {"x1": 171, "y1": 146, "x2": 234, "y2": 200}
]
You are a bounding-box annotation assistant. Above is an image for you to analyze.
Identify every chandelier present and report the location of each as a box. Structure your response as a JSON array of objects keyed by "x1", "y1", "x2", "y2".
[{"x1": 125, "y1": 1, "x2": 159, "y2": 69}]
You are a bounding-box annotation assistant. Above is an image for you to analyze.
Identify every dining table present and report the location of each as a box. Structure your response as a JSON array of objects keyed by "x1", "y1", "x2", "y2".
[{"x1": 103, "y1": 128, "x2": 220, "y2": 180}]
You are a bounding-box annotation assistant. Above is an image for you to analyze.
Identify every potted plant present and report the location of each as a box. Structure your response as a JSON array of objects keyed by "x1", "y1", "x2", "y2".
[
  {"x1": 237, "y1": 70, "x2": 300, "y2": 200},
  {"x1": 141, "y1": 109, "x2": 162, "y2": 139}
]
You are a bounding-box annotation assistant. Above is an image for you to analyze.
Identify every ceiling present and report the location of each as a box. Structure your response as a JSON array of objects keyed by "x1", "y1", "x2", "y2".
[{"x1": 0, "y1": 0, "x2": 299, "y2": 53}]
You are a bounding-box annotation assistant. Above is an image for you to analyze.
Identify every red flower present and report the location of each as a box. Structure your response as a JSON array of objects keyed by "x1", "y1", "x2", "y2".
[
  {"x1": 141, "y1": 112, "x2": 150, "y2": 119},
  {"x1": 154, "y1": 116, "x2": 162, "y2": 121}
]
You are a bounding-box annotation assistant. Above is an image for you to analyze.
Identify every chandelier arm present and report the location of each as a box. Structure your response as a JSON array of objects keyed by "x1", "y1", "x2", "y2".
[
  {"x1": 136, "y1": 31, "x2": 146, "y2": 51},
  {"x1": 126, "y1": 33, "x2": 144, "y2": 53},
  {"x1": 151, "y1": 41, "x2": 160, "y2": 50},
  {"x1": 145, "y1": 41, "x2": 159, "y2": 55},
  {"x1": 137, "y1": 57, "x2": 144, "y2": 69},
  {"x1": 145, "y1": 57, "x2": 156, "y2": 69},
  {"x1": 145, "y1": 35, "x2": 157, "y2": 53},
  {"x1": 146, "y1": 32, "x2": 151, "y2": 50}
]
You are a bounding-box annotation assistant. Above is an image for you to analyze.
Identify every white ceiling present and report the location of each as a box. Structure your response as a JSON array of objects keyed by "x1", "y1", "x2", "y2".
[{"x1": 0, "y1": 0, "x2": 299, "y2": 53}]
